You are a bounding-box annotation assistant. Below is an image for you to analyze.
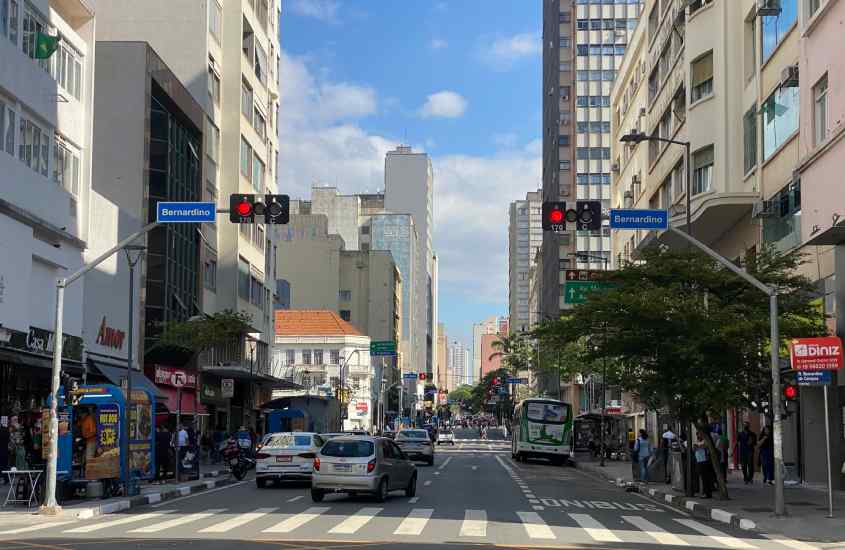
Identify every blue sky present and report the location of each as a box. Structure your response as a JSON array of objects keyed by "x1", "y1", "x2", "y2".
[{"x1": 278, "y1": 0, "x2": 542, "y2": 351}]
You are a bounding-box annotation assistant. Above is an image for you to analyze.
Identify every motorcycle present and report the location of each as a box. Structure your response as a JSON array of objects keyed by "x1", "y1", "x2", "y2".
[{"x1": 221, "y1": 438, "x2": 254, "y2": 480}]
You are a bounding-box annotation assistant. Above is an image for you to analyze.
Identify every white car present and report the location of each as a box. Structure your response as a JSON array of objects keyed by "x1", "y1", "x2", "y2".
[
  {"x1": 437, "y1": 429, "x2": 455, "y2": 445},
  {"x1": 255, "y1": 432, "x2": 325, "y2": 488}
]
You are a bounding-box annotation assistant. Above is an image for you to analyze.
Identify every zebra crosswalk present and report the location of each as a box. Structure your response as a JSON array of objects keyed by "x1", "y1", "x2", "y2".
[{"x1": 0, "y1": 504, "x2": 817, "y2": 549}]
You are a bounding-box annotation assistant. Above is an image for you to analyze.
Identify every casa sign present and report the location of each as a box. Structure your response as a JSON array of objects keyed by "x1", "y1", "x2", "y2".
[{"x1": 95, "y1": 317, "x2": 126, "y2": 350}]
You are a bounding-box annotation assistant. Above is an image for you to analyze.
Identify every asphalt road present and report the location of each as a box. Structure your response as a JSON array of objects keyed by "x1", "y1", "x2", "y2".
[{"x1": 0, "y1": 434, "x2": 818, "y2": 550}]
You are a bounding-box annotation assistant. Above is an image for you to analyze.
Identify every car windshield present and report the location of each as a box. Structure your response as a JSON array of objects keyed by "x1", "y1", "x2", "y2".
[
  {"x1": 397, "y1": 430, "x2": 429, "y2": 440},
  {"x1": 320, "y1": 440, "x2": 375, "y2": 457},
  {"x1": 266, "y1": 434, "x2": 312, "y2": 447}
]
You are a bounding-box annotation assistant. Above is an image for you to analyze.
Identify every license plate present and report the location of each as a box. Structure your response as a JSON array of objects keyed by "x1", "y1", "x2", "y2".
[
  {"x1": 276, "y1": 456, "x2": 292, "y2": 463},
  {"x1": 333, "y1": 464, "x2": 351, "y2": 472}
]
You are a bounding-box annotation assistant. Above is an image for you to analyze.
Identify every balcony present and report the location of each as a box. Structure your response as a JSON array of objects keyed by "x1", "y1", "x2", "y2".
[{"x1": 199, "y1": 335, "x2": 272, "y2": 379}]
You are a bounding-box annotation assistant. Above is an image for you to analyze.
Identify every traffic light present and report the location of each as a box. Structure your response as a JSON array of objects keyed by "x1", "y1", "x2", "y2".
[
  {"x1": 418, "y1": 372, "x2": 427, "y2": 381},
  {"x1": 783, "y1": 383, "x2": 798, "y2": 401},
  {"x1": 230, "y1": 194, "x2": 258, "y2": 223},
  {"x1": 264, "y1": 194, "x2": 290, "y2": 224},
  {"x1": 576, "y1": 200, "x2": 602, "y2": 231},
  {"x1": 542, "y1": 201, "x2": 566, "y2": 231}
]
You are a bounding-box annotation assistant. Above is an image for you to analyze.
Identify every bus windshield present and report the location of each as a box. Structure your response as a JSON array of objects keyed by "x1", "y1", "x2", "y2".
[{"x1": 526, "y1": 402, "x2": 568, "y2": 424}]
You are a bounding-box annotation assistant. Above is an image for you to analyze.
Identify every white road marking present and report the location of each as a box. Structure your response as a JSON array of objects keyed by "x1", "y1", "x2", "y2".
[
  {"x1": 437, "y1": 457, "x2": 452, "y2": 470},
  {"x1": 262, "y1": 507, "x2": 331, "y2": 533},
  {"x1": 674, "y1": 519, "x2": 757, "y2": 549},
  {"x1": 423, "y1": 480, "x2": 432, "y2": 486},
  {"x1": 64, "y1": 511, "x2": 175, "y2": 533},
  {"x1": 328, "y1": 507, "x2": 382, "y2": 534},
  {"x1": 434, "y1": 471, "x2": 441, "y2": 476},
  {"x1": 525, "y1": 494, "x2": 536, "y2": 499},
  {"x1": 129, "y1": 509, "x2": 225, "y2": 533},
  {"x1": 287, "y1": 495, "x2": 303, "y2": 503},
  {"x1": 471, "y1": 465, "x2": 478, "y2": 471},
  {"x1": 569, "y1": 513, "x2": 622, "y2": 543},
  {"x1": 393, "y1": 508, "x2": 434, "y2": 536},
  {"x1": 408, "y1": 497, "x2": 419, "y2": 504},
  {"x1": 198, "y1": 508, "x2": 278, "y2": 533},
  {"x1": 532, "y1": 505, "x2": 545, "y2": 510},
  {"x1": 0, "y1": 521, "x2": 76, "y2": 535},
  {"x1": 459, "y1": 509, "x2": 487, "y2": 537},
  {"x1": 150, "y1": 481, "x2": 247, "y2": 508},
  {"x1": 763, "y1": 534, "x2": 820, "y2": 550},
  {"x1": 516, "y1": 511, "x2": 555, "y2": 539},
  {"x1": 623, "y1": 515, "x2": 689, "y2": 546}
]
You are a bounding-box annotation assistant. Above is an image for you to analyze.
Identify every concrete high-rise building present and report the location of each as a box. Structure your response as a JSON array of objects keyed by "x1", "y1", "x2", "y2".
[
  {"x1": 447, "y1": 340, "x2": 468, "y2": 391},
  {"x1": 384, "y1": 146, "x2": 437, "y2": 381},
  {"x1": 509, "y1": 191, "x2": 543, "y2": 334},
  {"x1": 472, "y1": 316, "x2": 501, "y2": 382},
  {"x1": 436, "y1": 323, "x2": 448, "y2": 392}
]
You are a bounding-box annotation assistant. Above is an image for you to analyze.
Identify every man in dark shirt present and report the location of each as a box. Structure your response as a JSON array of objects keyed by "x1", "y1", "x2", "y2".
[{"x1": 736, "y1": 422, "x2": 757, "y2": 484}]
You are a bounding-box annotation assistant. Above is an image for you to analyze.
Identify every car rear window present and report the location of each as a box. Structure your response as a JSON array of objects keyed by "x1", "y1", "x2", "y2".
[
  {"x1": 397, "y1": 430, "x2": 429, "y2": 440},
  {"x1": 266, "y1": 434, "x2": 312, "y2": 447},
  {"x1": 321, "y1": 440, "x2": 375, "y2": 457}
]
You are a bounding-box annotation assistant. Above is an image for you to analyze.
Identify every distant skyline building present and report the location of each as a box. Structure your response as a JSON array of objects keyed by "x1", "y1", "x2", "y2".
[
  {"x1": 447, "y1": 340, "x2": 469, "y2": 391},
  {"x1": 509, "y1": 191, "x2": 543, "y2": 333}
]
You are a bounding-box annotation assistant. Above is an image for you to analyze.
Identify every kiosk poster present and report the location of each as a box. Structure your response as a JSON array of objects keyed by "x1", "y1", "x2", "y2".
[
  {"x1": 128, "y1": 396, "x2": 154, "y2": 478},
  {"x1": 41, "y1": 409, "x2": 70, "y2": 460},
  {"x1": 85, "y1": 404, "x2": 121, "y2": 479}
]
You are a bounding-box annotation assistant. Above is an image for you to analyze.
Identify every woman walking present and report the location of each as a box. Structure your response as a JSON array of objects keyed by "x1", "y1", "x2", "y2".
[
  {"x1": 633, "y1": 429, "x2": 653, "y2": 483},
  {"x1": 758, "y1": 426, "x2": 774, "y2": 485}
]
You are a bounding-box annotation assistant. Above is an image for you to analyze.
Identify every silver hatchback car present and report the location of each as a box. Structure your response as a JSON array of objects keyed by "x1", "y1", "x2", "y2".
[{"x1": 311, "y1": 436, "x2": 417, "y2": 502}]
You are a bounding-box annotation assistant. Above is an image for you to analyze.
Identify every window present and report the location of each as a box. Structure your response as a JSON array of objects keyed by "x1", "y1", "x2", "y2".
[
  {"x1": 285, "y1": 349, "x2": 296, "y2": 365},
  {"x1": 314, "y1": 349, "x2": 324, "y2": 365},
  {"x1": 692, "y1": 146, "x2": 713, "y2": 195},
  {"x1": 808, "y1": 0, "x2": 822, "y2": 17},
  {"x1": 813, "y1": 73, "x2": 828, "y2": 146},
  {"x1": 53, "y1": 135, "x2": 79, "y2": 196},
  {"x1": 302, "y1": 349, "x2": 312, "y2": 365},
  {"x1": 51, "y1": 41, "x2": 83, "y2": 100},
  {"x1": 250, "y1": 275, "x2": 263, "y2": 307},
  {"x1": 560, "y1": 12, "x2": 572, "y2": 23},
  {"x1": 559, "y1": 160, "x2": 570, "y2": 171},
  {"x1": 209, "y1": 0, "x2": 222, "y2": 42},
  {"x1": 339, "y1": 310, "x2": 351, "y2": 321},
  {"x1": 559, "y1": 62, "x2": 571, "y2": 72},
  {"x1": 559, "y1": 85, "x2": 570, "y2": 98},
  {"x1": 203, "y1": 258, "x2": 217, "y2": 291},
  {"x1": 18, "y1": 116, "x2": 48, "y2": 176},
  {"x1": 691, "y1": 52, "x2": 713, "y2": 102},
  {"x1": 207, "y1": 66, "x2": 220, "y2": 106},
  {"x1": 238, "y1": 257, "x2": 250, "y2": 300},
  {"x1": 339, "y1": 290, "x2": 352, "y2": 301},
  {"x1": 558, "y1": 135, "x2": 570, "y2": 147},
  {"x1": 559, "y1": 37, "x2": 571, "y2": 48},
  {"x1": 5, "y1": 0, "x2": 18, "y2": 45},
  {"x1": 576, "y1": 147, "x2": 589, "y2": 160},
  {"x1": 252, "y1": 152, "x2": 264, "y2": 191},
  {"x1": 743, "y1": 105, "x2": 757, "y2": 174},
  {"x1": 577, "y1": 19, "x2": 588, "y2": 30},
  {"x1": 329, "y1": 350, "x2": 340, "y2": 364},
  {"x1": 241, "y1": 79, "x2": 253, "y2": 123},
  {"x1": 1, "y1": 103, "x2": 15, "y2": 155},
  {"x1": 762, "y1": 85, "x2": 799, "y2": 159},
  {"x1": 207, "y1": 118, "x2": 220, "y2": 163},
  {"x1": 254, "y1": 40, "x2": 268, "y2": 86},
  {"x1": 240, "y1": 136, "x2": 252, "y2": 177},
  {"x1": 253, "y1": 107, "x2": 266, "y2": 139},
  {"x1": 576, "y1": 45, "x2": 588, "y2": 56},
  {"x1": 254, "y1": 224, "x2": 264, "y2": 248},
  {"x1": 21, "y1": 6, "x2": 47, "y2": 70},
  {"x1": 744, "y1": 15, "x2": 756, "y2": 81},
  {"x1": 761, "y1": 0, "x2": 797, "y2": 62}
]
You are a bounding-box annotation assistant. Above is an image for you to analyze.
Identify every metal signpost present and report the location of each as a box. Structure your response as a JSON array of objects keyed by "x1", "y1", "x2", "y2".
[{"x1": 790, "y1": 336, "x2": 843, "y2": 519}]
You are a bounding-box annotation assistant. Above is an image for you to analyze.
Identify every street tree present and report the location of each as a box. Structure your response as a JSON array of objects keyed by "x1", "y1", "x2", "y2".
[
  {"x1": 157, "y1": 309, "x2": 254, "y2": 354},
  {"x1": 448, "y1": 384, "x2": 475, "y2": 413},
  {"x1": 535, "y1": 245, "x2": 825, "y2": 499}
]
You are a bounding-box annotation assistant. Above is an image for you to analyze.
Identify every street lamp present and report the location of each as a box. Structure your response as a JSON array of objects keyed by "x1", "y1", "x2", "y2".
[{"x1": 122, "y1": 244, "x2": 145, "y2": 496}]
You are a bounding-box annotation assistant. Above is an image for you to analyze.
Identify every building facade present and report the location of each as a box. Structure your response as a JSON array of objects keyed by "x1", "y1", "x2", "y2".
[
  {"x1": 436, "y1": 323, "x2": 448, "y2": 393},
  {"x1": 0, "y1": 0, "x2": 95, "y2": 418},
  {"x1": 509, "y1": 191, "x2": 543, "y2": 334},
  {"x1": 447, "y1": 340, "x2": 468, "y2": 392},
  {"x1": 472, "y1": 316, "x2": 501, "y2": 382}
]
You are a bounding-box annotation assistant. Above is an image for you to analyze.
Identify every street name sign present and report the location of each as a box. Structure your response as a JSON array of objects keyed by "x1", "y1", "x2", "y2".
[
  {"x1": 155, "y1": 201, "x2": 216, "y2": 223},
  {"x1": 789, "y1": 336, "x2": 843, "y2": 371},
  {"x1": 370, "y1": 340, "x2": 397, "y2": 356},
  {"x1": 796, "y1": 370, "x2": 832, "y2": 386},
  {"x1": 564, "y1": 281, "x2": 615, "y2": 304},
  {"x1": 403, "y1": 373, "x2": 418, "y2": 380},
  {"x1": 609, "y1": 209, "x2": 669, "y2": 230},
  {"x1": 507, "y1": 377, "x2": 529, "y2": 384}
]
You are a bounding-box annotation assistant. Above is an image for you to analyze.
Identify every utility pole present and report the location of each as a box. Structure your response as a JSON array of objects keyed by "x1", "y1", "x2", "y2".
[{"x1": 122, "y1": 245, "x2": 145, "y2": 497}]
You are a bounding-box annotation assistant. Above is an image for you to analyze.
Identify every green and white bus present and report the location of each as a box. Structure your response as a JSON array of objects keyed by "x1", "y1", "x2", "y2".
[{"x1": 511, "y1": 398, "x2": 573, "y2": 465}]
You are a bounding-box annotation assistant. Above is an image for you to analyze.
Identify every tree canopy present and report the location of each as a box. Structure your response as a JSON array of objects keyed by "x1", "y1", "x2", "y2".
[{"x1": 157, "y1": 309, "x2": 253, "y2": 353}]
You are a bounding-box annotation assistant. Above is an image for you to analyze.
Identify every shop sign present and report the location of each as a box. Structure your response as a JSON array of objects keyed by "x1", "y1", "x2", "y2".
[
  {"x1": 355, "y1": 400, "x2": 369, "y2": 414},
  {"x1": 1, "y1": 326, "x2": 84, "y2": 361},
  {"x1": 95, "y1": 317, "x2": 126, "y2": 350},
  {"x1": 790, "y1": 337, "x2": 844, "y2": 371},
  {"x1": 201, "y1": 383, "x2": 221, "y2": 401},
  {"x1": 154, "y1": 365, "x2": 196, "y2": 388},
  {"x1": 221, "y1": 378, "x2": 234, "y2": 398}
]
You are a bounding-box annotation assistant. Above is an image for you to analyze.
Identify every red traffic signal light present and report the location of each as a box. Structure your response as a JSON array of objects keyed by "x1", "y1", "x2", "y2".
[
  {"x1": 549, "y1": 209, "x2": 563, "y2": 223},
  {"x1": 418, "y1": 373, "x2": 427, "y2": 381},
  {"x1": 783, "y1": 384, "x2": 798, "y2": 401},
  {"x1": 542, "y1": 201, "x2": 567, "y2": 231},
  {"x1": 229, "y1": 194, "x2": 256, "y2": 223},
  {"x1": 236, "y1": 201, "x2": 252, "y2": 217}
]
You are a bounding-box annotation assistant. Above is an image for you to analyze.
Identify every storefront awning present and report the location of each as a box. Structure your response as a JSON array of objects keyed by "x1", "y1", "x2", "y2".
[
  {"x1": 159, "y1": 386, "x2": 208, "y2": 416},
  {"x1": 88, "y1": 360, "x2": 166, "y2": 399}
]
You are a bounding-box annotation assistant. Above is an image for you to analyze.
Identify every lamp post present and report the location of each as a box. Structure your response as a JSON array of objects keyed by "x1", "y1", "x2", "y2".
[
  {"x1": 122, "y1": 245, "x2": 146, "y2": 496},
  {"x1": 338, "y1": 349, "x2": 362, "y2": 430}
]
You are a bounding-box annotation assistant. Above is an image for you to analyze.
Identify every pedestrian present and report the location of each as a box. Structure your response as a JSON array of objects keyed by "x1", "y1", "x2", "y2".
[
  {"x1": 79, "y1": 410, "x2": 97, "y2": 468},
  {"x1": 661, "y1": 425, "x2": 675, "y2": 483},
  {"x1": 174, "y1": 423, "x2": 189, "y2": 480},
  {"x1": 634, "y1": 429, "x2": 653, "y2": 483},
  {"x1": 155, "y1": 424, "x2": 171, "y2": 482},
  {"x1": 757, "y1": 426, "x2": 774, "y2": 485},
  {"x1": 212, "y1": 427, "x2": 225, "y2": 464},
  {"x1": 736, "y1": 421, "x2": 757, "y2": 484},
  {"x1": 694, "y1": 432, "x2": 713, "y2": 498}
]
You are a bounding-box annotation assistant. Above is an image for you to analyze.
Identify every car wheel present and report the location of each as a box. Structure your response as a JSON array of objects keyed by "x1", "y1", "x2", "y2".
[
  {"x1": 310, "y1": 488, "x2": 325, "y2": 502},
  {"x1": 374, "y1": 478, "x2": 389, "y2": 503},
  {"x1": 405, "y1": 473, "x2": 417, "y2": 497},
  {"x1": 256, "y1": 478, "x2": 267, "y2": 489}
]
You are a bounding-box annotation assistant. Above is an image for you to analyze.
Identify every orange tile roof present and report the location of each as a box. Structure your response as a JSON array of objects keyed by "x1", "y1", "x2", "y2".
[{"x1": 274, "y1": 310, "x2": 364, "y2": 337}]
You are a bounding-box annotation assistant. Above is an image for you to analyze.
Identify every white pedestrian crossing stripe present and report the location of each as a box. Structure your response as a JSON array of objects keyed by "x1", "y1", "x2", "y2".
[
  {"x1": 198, "y1": 508, "x2": 278, "y2": 533},
  {"x1": 675, "y1": 519, "x2": 757, "y2": 549},
  {"x1": 328, "y1": 507, "x2": 382, "y2": 534},
  {"x1": 128, "y1": 510, "x2": 225, "y2": 533},
  {"x1": 262, "y1": 507, "x2": 330, "y2": 533},
  {"x1": 0, "y1": 520, "x2": 76, "y2": 535},
  {"x1": 459, "y1": 509, "x2": 486, "y2": 537},
  {"x1": 569, "y1": 513, "x2": 622, "y2": 543},
  {"x1": 64, "y1": 511, "x2": 175, "y2": 533},
  {"x1": 393, "y1": 508, "x2": 434, "y2": 536},
  {"x1": 623, "y1": 515, "x2": 689, "y2": 546},
  {"x1": 516, "y1": 511, "x2": 555, "y2": 539}
]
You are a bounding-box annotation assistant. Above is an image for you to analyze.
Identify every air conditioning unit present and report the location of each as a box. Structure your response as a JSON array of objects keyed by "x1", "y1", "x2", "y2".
[
  {"x1": 781, "y1": 64, "x2": 799, "y2": 88},
  {"x1": 757, "y1": 0, "x2": 782, "y2": 17},
  {"x1": 751, "y1": 199, "x2": 776, "y2": 218}
]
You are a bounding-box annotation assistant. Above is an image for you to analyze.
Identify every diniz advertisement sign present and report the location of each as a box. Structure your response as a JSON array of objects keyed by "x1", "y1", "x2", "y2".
[
  {"x1": 789, "y1": 336, "x2": 844, "y2": 371},
  {"x1": 154, "y1": 365, "x2": 197, "y2": 388}
]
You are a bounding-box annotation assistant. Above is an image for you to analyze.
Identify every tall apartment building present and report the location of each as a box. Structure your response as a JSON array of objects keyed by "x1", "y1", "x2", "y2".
[
  {"x1": 0, "y1": 0, "x2": 95, "y2": 414},
  {"x1": 447, "y1": 340, "x2": 468, "y2": 392},
  {"x1": 611, "y1": 0, "x2": 842, "y2": 488},
  {"x1": 384, "y1": 146, "x2": 437, "y2": 381},
  {"x1": 541, "y1": 0, "x2": 642, "y2": 325},
  {"x1": 472, "y1": 316, "x2": 500, "y2": 381},
  {"x1": 90, "y1": 0, "x2": 282, "y2": 377},
  {"x1": 509, "y1": 191, "x2": 543, "y2": 333},
  {"x1": 436, "y1": 323, "x2": 448, "y2": 393}
]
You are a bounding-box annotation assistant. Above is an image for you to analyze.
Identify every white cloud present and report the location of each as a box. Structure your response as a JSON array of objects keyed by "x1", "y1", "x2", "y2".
[
  {"x1": 430, "y1": 38, "x2": 448, "y2": 50},
  {"x1": 287, "y1": 0, "x2": 340, "y2": 23},
  {"x1": 480, "y1": 32, "x2": 541, "y2": 70},
  {"x1": 492, "y1": 132, "x2": 518, "y2": 148},
  {"x1": 418, "y1": 91, "x2": 468, "y2": 118}
]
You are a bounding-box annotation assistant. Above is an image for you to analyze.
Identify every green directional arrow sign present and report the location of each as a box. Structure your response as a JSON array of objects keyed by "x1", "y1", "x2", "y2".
[
  {"x1": 370, "y1": 340, "x2": 397, "y2": 356},
  {"x1": 563, "y1": 281, "x2": 615, "y2": 304}
]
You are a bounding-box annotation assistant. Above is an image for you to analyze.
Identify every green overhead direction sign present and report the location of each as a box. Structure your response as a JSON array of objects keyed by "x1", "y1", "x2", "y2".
[
  {"x1": 564, "y1": 281, "x2": 615, "y2": 304},
  {"x1": 370, "y1": 340, "x2": 397, "y2": 356}
]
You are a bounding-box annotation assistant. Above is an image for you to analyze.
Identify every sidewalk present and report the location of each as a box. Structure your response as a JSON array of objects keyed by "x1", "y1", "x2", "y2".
[
  {"x1": 574, "y1": 452, "x2": 845, "y2": 544},
  {"x1": 0, "y1": 463, "x2": 234, "y2": 529}
]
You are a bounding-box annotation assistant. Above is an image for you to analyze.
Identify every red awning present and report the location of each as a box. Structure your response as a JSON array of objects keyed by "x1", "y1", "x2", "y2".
[{"x1": 158, "y1": 386, "x2": 208, "y2": 416}]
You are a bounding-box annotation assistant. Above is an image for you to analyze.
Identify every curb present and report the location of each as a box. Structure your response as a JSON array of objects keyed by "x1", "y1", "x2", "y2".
[
  {"x1": 574, "y1": 460, "x2": 757, "y2": 532},
  {"x1": 66, "y1": 469, "x2": 236, "y2": 519}
]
